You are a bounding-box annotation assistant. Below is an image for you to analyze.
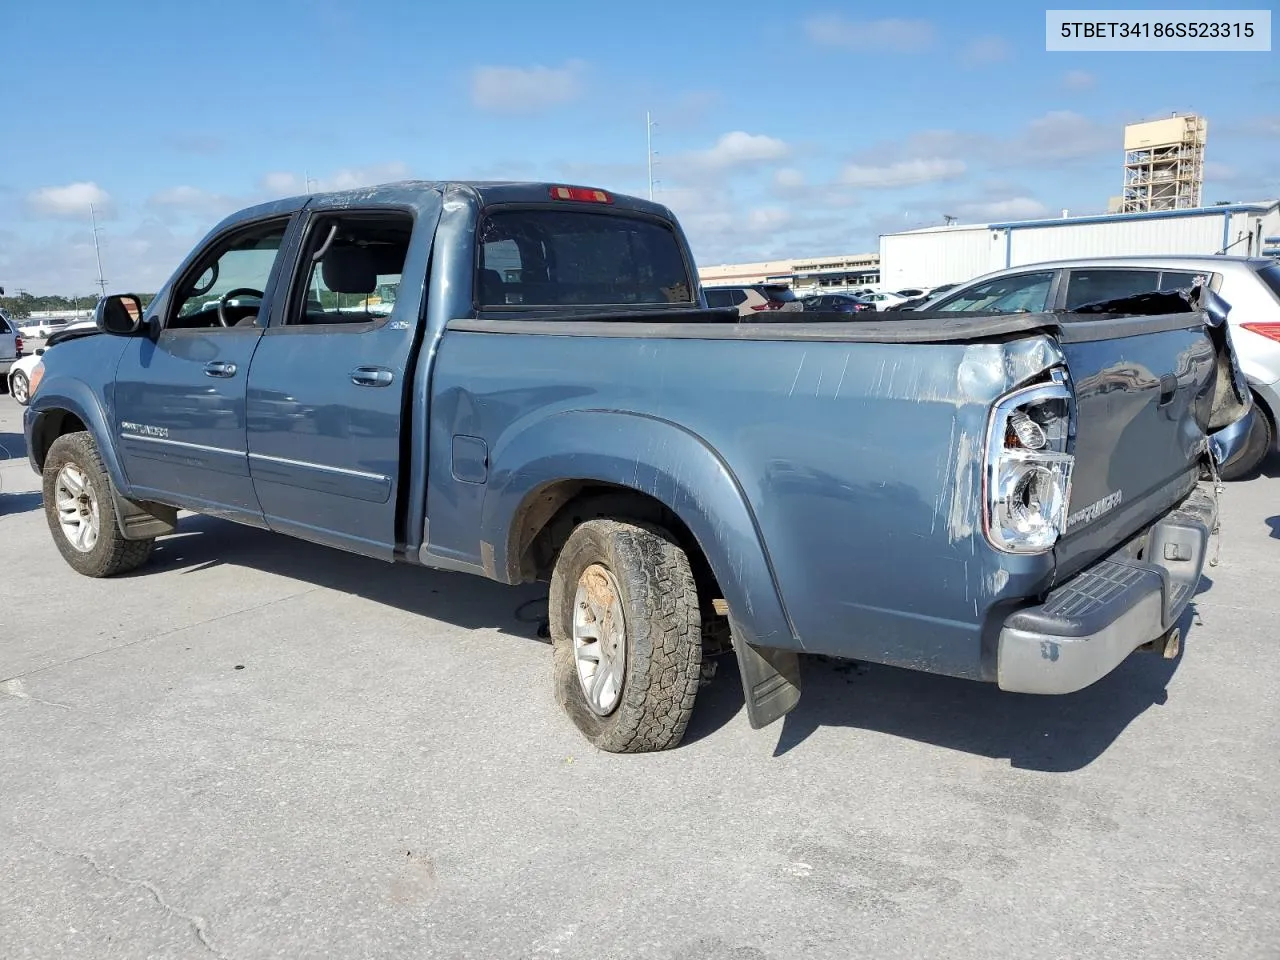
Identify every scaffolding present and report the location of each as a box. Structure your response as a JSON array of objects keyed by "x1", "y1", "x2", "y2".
[{"x1": 1120, "y1": 114, "x2": 1207, "y2": 213}]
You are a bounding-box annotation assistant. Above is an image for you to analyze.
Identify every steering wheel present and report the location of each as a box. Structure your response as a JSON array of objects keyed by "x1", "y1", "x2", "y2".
[{"x1": 216, "y1": 287, "x2": 265, "y2": 327}]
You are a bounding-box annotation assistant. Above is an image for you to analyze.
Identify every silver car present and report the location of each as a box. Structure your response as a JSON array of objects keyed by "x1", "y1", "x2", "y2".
[
  {"x1": 0, "y1": 309, "x2": 19, "y2": 382},
  {"x1": 920, "y1": 255, "x2": 1280, "y2": 479}
]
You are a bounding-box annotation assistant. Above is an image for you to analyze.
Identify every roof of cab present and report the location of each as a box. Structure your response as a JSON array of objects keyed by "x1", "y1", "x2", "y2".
[{"x1": 215, "y1": 179, "x2": 674, "y2": 233}]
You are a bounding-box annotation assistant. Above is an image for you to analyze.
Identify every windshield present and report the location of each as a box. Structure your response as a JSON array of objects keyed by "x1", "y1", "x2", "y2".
[{"x1": 478, "y1": 210, "x2": 693, "y2": 307}]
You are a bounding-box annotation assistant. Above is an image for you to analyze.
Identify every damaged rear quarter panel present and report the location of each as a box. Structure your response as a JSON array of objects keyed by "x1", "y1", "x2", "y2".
[{"x1": 430, "y1": 328, "x2": 1064, "y2": 682}]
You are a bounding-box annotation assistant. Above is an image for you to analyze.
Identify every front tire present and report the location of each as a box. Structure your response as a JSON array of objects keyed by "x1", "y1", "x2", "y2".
[
  {"x1": 1219, "y1": 400, "x2": 1274, "y2": 480},
  {"x1": 549, "y1": 518, "x2": 703, "y2": 753},
  {"x1": 10, "y1": 371, "x2": 30, "y2": 405},
  {"x1": 42, "y1": 431, "x2": 155, "y2": 577}
]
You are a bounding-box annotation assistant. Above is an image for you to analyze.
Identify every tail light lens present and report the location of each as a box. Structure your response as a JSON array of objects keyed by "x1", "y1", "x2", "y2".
[
  {"x1": 1241, "y1": 322, "x2": 1280, "y2": 343},
  {"x1": 15, "y1": 335, "x2": 23, "y2": 353},
  {"x1": 750, "y1": 301, "x2": 783, "y2": 311},
  {"x1": 29, "y1": 361, "x2": 45, "y2": 398},
  {"x1": 984, "y1": 369, "x2": 1076, "y2": 554}
]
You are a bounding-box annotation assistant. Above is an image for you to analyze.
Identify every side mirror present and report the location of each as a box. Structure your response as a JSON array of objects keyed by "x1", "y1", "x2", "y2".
[{"x1": 95, "y1": 294, "x2": 145, "y2": 336}]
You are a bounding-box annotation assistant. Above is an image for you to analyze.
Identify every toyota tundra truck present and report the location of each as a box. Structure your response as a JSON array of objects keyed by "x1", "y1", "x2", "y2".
[{"x1": 22, "y1": 180, "x2": 1252, "y2": 752}]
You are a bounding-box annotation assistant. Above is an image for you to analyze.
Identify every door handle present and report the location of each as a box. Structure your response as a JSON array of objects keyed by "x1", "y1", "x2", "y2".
[
  {"x1": 204, "y1": 361, "x2": 238, "y2": 378},
  {"x1": 351, "y1": 366, "x2": 394, "y2": 387},
  {"x1": 1158, "y1": 373, "x2": 1179, "y2": 407}
]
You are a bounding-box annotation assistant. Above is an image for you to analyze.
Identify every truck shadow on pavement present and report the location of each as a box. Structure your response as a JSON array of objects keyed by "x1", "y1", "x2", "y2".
[
  {"x1": 0, "y1": 492, "x2": 43, "y2": 515},
  {"x1": 0, "y1": 431, "x2": 27, "y2": 462},
  {"x1": 142, "y1": 514, "x2": 552, "y2": 643},
  {"x1": 750, "y1": 603, "x2": 1201, "y2": 772}
]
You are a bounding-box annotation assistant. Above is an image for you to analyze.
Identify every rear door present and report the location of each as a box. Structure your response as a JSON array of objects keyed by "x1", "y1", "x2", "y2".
[{"x1": 245, "y1": 202, "x2": 436, "y2": 560}]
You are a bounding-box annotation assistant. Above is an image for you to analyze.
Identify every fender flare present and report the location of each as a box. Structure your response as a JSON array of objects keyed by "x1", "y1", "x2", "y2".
[
  {"x1": 28, "y1": 378, "x2": 126, "y2": 489},
  {"x1": 479, "y1": 409, "x2": 799, "y2": 652},
  {"x1": 27, "y1": 379, "x2": 177, "y2": 541}
]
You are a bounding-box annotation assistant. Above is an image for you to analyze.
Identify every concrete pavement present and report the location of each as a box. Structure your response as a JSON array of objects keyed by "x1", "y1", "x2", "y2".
[{"x1": 1, "y1": 395, "x2": 1277, "y2": 960}]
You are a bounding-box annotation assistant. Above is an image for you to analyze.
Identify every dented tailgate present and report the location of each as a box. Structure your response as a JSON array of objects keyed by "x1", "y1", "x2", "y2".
[{"x1": 1051, "y1": 312, "x2": 1220, "y2": 581}]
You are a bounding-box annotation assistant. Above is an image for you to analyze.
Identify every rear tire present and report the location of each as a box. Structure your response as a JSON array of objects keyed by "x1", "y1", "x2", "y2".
[
  {"x1": 42, "y1": 431, "x2": 155, "y2": 577},
  {"x1": 549, "y1": 518, "x2": 702, "y2": 753},
  {"x1": 1219, "y1": 400, "x2": 1274, "y2": 480}
]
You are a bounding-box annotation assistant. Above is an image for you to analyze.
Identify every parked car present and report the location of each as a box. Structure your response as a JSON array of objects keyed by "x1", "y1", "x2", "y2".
[
  {"x1": 17, "y1": 317, "x2": 74, "y2": 339},
  {"x1": 7, "y1": 321, "x2": 98, "y2": 405},
  {"x1": 799, "y1": 293, "x2": 874, "y2": 314},
  {"x1": 856, "y1": 291, "x2": 909, "y2": 311},
  {"x1": 894, "y1": 287, "x2": 931, "y2": 299},
  {"x1": 703, "y1": 283, "x2": 803, "y2": 317},
  {"x1": 915, "y1": 255, "x2": 1280, "y2": 479},
  {"x1": 23, "y1": 180, "x2": 1250, "y2": 754},
  {"x1": 0, "y1": 310, "x2": 22, "y2": 385}
]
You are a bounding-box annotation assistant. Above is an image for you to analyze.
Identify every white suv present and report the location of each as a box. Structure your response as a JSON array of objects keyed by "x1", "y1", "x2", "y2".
[
  {"x1": 921, "y1": 255, "x2": 1280, "y2": 479},
  {"x1": 0, "y1": 309, "x2": 21, "y2": 385}
]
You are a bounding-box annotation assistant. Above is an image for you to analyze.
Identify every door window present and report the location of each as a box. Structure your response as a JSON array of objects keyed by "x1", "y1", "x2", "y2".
[
  {"x1": 705, "y1": 289, "x2": 734, "y2": 308},
  {"x1": 1158, "y1": 271, "x2": 1204, "y2": 291},
  {"x1": 170, "y1": 219, "x2": 291, "y2": 329},
  {"x1": 934, "y1": 272, "x2": 1055, "y2": 313},
  {"x1": 286, "y1": 214, "x2": 413, "y2": 326},
  {"x1": 1063, "y1": 269, "x2": 1161, "y2": 309}
]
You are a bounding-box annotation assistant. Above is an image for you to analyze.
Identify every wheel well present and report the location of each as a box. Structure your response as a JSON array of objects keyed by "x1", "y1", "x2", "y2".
[
  {"x1": 30, "y1": 410, "x2": 88, "y2": 470},
  {"x1": 513, "y1": 481, "x2": 723, "y2": 605}
]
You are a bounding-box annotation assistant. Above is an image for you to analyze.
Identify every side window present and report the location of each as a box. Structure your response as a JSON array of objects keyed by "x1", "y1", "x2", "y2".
[
  {"x1": 287, "y1": 213, "x2": 413, "y2": 326},
  {"x1": 1064, "y1": 269, "x2": 1161, "y2": 310},
  {"x1": 730, "y1": 290, "x2": 748, "y2": 306},
  {"x1": 934, "y1": 272, "x2": 1055, "y2": 313},
  {"x1": 1159, "y1": 271, "x2": 1203, "y2": 291},
  {"x1": 705, "y1": 289, "x2": 733, "y2": 308},
  {"x1": 170, "y1": 220, "x2": 290, "y2": 330}
]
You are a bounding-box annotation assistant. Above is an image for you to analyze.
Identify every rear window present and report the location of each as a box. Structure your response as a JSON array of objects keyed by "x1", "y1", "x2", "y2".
[
  {"x1": 478, "y1": 210, "x2": 693, "y2": 307},
  {"x1": 1064, "y1": 269, "x2": 1161, "y2": 309},
  {"x1": 761, "y1": 285, "x2": 796, "y2": 303},
  {"x1": 1256, "y1": 263, "x2": 1280, "y2": 304}
]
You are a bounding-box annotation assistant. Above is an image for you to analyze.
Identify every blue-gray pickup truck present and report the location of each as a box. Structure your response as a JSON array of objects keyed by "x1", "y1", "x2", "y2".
[{"x1": 23, "y1": 180, "x2": 1253, "y2": 752}]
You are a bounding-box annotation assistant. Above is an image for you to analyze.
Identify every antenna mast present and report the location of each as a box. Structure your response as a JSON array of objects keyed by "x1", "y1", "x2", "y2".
[{"x1": 89, "y1": 203, "x2": 108, "y2": 296}]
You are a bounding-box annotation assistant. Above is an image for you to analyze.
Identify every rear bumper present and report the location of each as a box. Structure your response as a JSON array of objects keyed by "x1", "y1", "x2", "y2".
[{"x1": 997, "y1": 482, "x2": 1217, "y2": 695}]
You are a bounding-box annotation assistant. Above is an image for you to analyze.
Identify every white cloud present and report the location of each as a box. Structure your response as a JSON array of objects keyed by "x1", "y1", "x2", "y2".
[
  {"x1": 1014, "y1": 110, "x2": 1112, "y2": 161},
  {"x1": 961, "y1": 35, "x2": 1011, "y2": 66},
  {"x1": 258, "y1": 162, "x2": 411, "y2": 197},
  {"x1": 1063, "y1": 70, "x2": 1095, "y2": 90},
  {"x1": 774, "y1": 168, "x2": 806, "y2": 189},
  {"x1": 470, "y1": 60, "x2": 585, "y2": 113},
  {"x1": 688, "y1": 131, "x2": 790, "y2": 170},
  {"x1": 803, "y1": 15, "x2": 935, "y2": 53},
  {"x1": 26, "y1": 182, "x2": 113, "y2": 219},
  {"x1": 840, "y1": 158, "x2": 966, "y2": 188},
  {"x1": 956, "y1": 197, "x2": 1050, "y2": 221}
]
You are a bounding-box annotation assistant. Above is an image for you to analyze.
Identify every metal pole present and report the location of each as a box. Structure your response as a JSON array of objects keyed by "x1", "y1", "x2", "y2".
[
  {"x1": 646, "y1": 111, "x2": 653, "y2": 201},
  {"x1": 90, "y1": 203, "x2": 107, "y2": 296}
]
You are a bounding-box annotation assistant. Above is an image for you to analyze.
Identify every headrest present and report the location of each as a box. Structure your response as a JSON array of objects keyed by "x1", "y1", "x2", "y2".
[
  {"x1": 322, "y1": 246, "x2": 376, "y2": 295},
  {"x1": 480, "y1": 268, "x2": 504, "y2": 303}
]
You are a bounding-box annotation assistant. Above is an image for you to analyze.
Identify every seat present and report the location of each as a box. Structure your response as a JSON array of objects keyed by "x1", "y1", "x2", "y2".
[{"x1": 480, "y1": 268, "x2": 505, "y2": 305}]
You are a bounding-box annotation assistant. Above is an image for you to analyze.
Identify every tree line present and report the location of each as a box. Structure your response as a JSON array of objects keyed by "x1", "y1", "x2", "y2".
[{"x1": 0, "y1": 292, "x2": 157, "y2": 319}]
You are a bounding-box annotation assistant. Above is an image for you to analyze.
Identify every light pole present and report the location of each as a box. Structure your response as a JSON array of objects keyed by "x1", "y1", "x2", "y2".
[{"x1": 89, "y1": 203, "x2": 108, "y2": 296}]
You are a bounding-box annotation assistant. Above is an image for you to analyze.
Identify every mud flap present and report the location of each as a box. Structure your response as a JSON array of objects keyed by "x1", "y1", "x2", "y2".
[
  {"x1": 731, "y1": 626, "x2": 802, "y2": 729},
  {"x1": 111, "y1": 488, "x2": 179, "y2": 541}
]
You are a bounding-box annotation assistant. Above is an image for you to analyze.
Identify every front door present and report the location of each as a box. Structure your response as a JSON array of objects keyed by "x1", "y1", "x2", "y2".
[
  {"x1": 113, "y1": 216, "x2": 295, "y2": 521},
  {"x1": 245, "y1": 208, "x2": 422, "y2": 559}
]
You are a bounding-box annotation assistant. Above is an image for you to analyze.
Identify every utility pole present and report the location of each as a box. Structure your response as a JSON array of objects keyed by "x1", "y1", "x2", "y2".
[
  {"x1": 646, "y1": 111, "x2": 656, "y2": 201},
  {"x1": 89, "y1": 203, "x2": 108, "y2": 297}
]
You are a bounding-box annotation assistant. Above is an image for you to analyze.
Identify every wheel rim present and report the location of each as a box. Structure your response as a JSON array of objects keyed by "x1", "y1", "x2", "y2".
[
  {"x1": 12, "y1": 375, "x2": 27, "y2": 403},
  {"x1": 54, "y1": 463, "x2": 100, "y2": 553},
  {"x1": 572, "y1": 564, "x2": 627, "y2": 716}
]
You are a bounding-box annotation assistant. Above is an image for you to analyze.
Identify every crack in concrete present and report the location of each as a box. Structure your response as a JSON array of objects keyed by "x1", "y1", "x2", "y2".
[
  {"x1": 0, "y1": 587, "x2": 321, "y2": 686},
  {"x1": 0, "y1": 678, "x2": 72, "y2": 709},
  {"x1": 35, "y1": 841, "x2": 230, "y2": 959}
]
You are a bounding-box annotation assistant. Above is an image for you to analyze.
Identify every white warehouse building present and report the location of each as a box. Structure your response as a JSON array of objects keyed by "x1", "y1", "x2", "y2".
[{"x1": 878, "y1": 200, "x2": 1280, "y2": 291}]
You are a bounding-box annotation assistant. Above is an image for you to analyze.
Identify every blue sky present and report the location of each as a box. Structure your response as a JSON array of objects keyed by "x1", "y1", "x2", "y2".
[{"x1": 2, "y1": 0, "x2": 1275, "y2": 293}]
